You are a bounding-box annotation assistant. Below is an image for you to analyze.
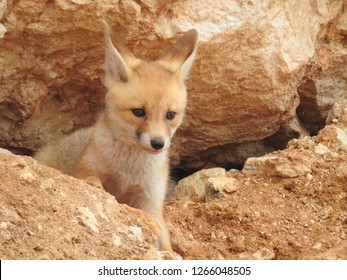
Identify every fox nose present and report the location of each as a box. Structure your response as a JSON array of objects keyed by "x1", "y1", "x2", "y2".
[{"x1": 150, "y1": 138, "x2": 165, "y2": 150}]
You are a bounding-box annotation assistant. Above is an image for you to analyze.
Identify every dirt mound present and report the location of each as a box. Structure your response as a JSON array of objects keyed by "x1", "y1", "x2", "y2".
[
  {"x1": 0, "y1": 150, "x2": 163, "y2": 259},
  {"x1": 165, "y1": 102, "x2": 347, "y2": 259}
]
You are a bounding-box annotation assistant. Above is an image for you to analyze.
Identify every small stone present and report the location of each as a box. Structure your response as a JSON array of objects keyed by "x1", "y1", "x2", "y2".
[
  {"x1": 95, "y1": 202, "x2": 108, "y2": 220},
  {"x1": 0, "y1": 221, "x2": 8, "y2": 230},
  {"x1": 37, "y1": 224, "x2": 43, "y2": 232},
  {"x1": 19, "y1": 167, "x2": 36, "y2": 183},
  {"x1": 112, "y1": 234, "x2": 122, "y2": 246},
  {"x1": 336, "y1": 163, "x2": 347, "y2": 180},
  {"x1": 142, "y1": 247, "x2": 162, "y2": 260},
  {"x1": 11, "y1": 157, "x2": 27, "y2": 168},
  {"x1": 170, "y1": 168, "x2": 226, "y2": 199},
  {"x1": 39, "y1": 178, "x2": 55, "y2": 190},
  {"x1": 252, "y1": 248, "x2": 276, "y2": 260},
  {"x1": 76, "y1": 206, "x2": 99, "y2": 233},
  {"x1": 314, "y1": 144, "x2": 331, "y2": 155},
  {"x1": 313, "y1": 242, "x2": 322, "y2": 250},
  {"x1": 34, "y1": 245, "x2": 44, "y2": 252},
  {"x1": 116, "y1": 226, "x2": 129, "y2": 234},
  {"x1": 128, "y1": 226, "x2": 143, "y2": 242},
  {"x1": 0, "y1": 23, "x2": 7, "y2": 38},
  {"x1": 335, "y1": 127, "x2": 347, "y2": 145},
  {"x1": 208, "y1": 176, "x2": 240, "y2": 193}
]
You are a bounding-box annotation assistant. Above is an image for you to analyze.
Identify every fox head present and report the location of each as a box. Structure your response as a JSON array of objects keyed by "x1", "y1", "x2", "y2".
[{"x1": 103, "y1": 22, "x2": 198, "y2": 154}]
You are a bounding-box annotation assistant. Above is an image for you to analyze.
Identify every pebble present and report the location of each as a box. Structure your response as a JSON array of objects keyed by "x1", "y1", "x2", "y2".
[
  {"x1": 19, "y1": 167, "x2": 36, "y2": 183},
  {"x1": 142, "y1": 247, "x2": 162, "y2": 260},
  {"x1": 11, "y1": 157, "x2": 27, "y2": 168},
  {"x1": 252, "y1": 248, "x2": 276, "y2": 260},
  {"x1": 335, "y1": 127, "x2": 347, "y2": 145},
  {"x1": 76, "y1": 206, "x2": 99, "y2": 233},
  {"x1": 313, "y1": 242, "x2": 322, "y2": 250},
  {"x1": 117, "y1": 226, "x2": 144, "y2": 242},
  {"x1": 0, "y1": 221, "x2": 8, "y2": 230},
  {"x1": 128, "y1": 226, "x2": 143, "y2": 242},
  {"x1": 39, "y1": 178, "x2": 55, "y2": 190},
  {"x1": 314, "y1": 144, "x2": 331, "y2": 155},
  {"x1": 112, "y1": 234, "x2": 122, "y2": 246}
]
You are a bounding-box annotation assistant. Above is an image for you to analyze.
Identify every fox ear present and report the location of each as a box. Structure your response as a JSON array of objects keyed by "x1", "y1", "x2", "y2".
[
  {"x1": 103, "y1": 21, "x2": 139, "y2": 87},
  {"x1": 159, "y1": 29, "x2": 198, "y2": 83}
]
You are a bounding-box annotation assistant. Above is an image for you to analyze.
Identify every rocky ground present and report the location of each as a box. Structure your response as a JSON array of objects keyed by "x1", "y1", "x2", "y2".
[
  {"x1": 1, "y1": 102, "x2": 346, "y2": 260},
  {"x1": 166, "y1": 103, "x2": 347, "y2": 259}
]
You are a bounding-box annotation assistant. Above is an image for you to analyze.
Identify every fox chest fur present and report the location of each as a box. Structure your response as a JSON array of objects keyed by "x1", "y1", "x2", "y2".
[{"x1": 80, "y1": 121, "x2": 170, "y2": 211}]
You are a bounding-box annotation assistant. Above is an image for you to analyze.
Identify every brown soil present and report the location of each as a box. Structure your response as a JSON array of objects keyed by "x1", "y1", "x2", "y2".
[{"x1": 165, "y1": 123, "x2": 347, "y2": 259}]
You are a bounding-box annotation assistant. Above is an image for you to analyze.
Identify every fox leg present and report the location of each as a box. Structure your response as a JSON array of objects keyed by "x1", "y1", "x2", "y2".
[
  {"x1": 145, "y1": 203, "x2": 172, "y2": 251},
  {"x1": 155, "y1": 208, "x2": 172, "y2": 251},
  {"x1": 71, "y1": 166, "x2": 103, "y2": 189},
  {"x1": 125, "y1": 188, "x2": 172, "y2": 251}
]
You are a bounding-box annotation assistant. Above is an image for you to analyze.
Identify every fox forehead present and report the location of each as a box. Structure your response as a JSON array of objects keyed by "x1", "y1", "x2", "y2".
[{"x1": 108, "y1": 61, "x2": 188, "y2": 113}]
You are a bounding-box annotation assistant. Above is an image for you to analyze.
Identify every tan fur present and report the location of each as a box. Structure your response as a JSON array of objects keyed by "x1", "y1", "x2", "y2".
[{"x1": 35, "y1": 24, "x2": 198, "y2": 251}]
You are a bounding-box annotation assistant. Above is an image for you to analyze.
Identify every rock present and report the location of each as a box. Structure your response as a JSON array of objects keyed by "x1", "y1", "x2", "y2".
[
  {"x1": 0, "y1": 0, "x2": 345, "y2": 170},
  {"x1": 252, "y1": 248, "x2": 276, "y2": 260},
  {"x1": 335, "y1": 127, "x2": 347, "y2": 145},
  {"x1": 336, "y1": 163, "x2": 347, "y2": 180},
  {"x1": 128, "y1": 226, "x2": 144, "y2": 242},
  {"x1": 0, "y1": 152, "x2": 161, "y2": 259},
  {"x1": 0, "y1": 24, "x2": 6, "y2": 38},
  {"x1": 243, "y1": 151, "x2": 313, "y2": 178},
  {"x1": 296, "y1": 4, "x2": 347, "y2": 134},
  {"x1": 76, "y1": 206, "x2": 99, "y2": 234},
  {"x1": 314, "y1": 144, "x2": 332, "y2": 155},
  {"x1": 206, "y1": 176, "x2": 241, "y2": 200},
  {"x1": 207, "y1": 176, "x2": 240, "y2": 193},
  {"x1": 326, "y1": 101, "x2": 347, "y2": 127},
  {"x1": 18, "y1": 166, "x2": 36, "y2": 183},
  {"x1": 170, "y1": 168, "x2": 226, "y2": 199},
  {"x1": 0, "y1": 148, "x2": 12, "y2": 155},
  {"x1": 0, "y1": 221, "x2": 8, "y2": 230}
]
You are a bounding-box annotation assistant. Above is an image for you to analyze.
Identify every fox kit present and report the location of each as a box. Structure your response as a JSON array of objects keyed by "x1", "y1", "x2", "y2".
[{"x1": 35, "y1": 22, "x2": 198, "y2": 251}]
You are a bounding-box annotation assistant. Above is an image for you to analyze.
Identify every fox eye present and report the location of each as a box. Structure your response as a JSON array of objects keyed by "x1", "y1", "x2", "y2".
[
  {"x1": 132, "y1": 108, "x2": 146, "y2": 118},
  {"x1": 166, "y1": 111, "x2": 176, "y2": 120}
]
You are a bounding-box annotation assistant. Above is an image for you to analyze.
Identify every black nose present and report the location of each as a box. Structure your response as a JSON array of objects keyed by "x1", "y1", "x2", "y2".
[{"x1": 150, "y1": 138, "x2": 165, "y2": 150}]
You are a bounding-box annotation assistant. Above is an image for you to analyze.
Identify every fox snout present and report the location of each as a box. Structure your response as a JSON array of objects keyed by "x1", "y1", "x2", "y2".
[
  {"x1": 136, "y1": 130, "x2": 172, "y2": 153},
  {"x1": 150, "y1": 138, "x2": 165, "y2": 150}
]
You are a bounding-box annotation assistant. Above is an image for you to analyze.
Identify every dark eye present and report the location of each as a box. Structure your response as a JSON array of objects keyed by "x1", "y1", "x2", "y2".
[
  {"x1": 166, "y1": 111, "x2": 176, "y2": 120},
  {"x1": 132, "y1": 108, "x2": 146, "y2": 117}
]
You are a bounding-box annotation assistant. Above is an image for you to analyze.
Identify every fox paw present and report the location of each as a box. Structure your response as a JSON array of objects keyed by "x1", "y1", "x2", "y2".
[
  {"x1": 84, "y1": 176, "x2": 103, "y2": 189},
  {"x1": 159, "y1": 250, "x2": 182, "y2": 260}
]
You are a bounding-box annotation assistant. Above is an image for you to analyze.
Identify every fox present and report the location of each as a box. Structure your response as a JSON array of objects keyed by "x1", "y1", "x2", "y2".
[{"x1": 34, "y1": 22, "x2": 198, "y2": 251}]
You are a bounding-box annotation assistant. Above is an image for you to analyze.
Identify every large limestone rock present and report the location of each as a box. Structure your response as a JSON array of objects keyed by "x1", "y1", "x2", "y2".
[{"x1": 0, "y1": 0, "x2": 345, "y2": 168}]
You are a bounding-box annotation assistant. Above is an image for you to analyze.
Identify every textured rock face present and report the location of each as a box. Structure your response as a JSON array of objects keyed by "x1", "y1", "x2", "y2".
[
  {"x1": 0, "y1": 0, "x2": 346, "y2": 168},
  {"x1": 297, "y1": 5, "x2": 347, "y2": 134}
]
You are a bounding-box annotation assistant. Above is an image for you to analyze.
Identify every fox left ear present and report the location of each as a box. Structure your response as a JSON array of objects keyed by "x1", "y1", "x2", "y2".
[
  {"x1": 103, "y1": 21, "x2": 140, "y2": 87},
  {"x1": 159, "y1": 29, "x2": 198, "y2": 84}
]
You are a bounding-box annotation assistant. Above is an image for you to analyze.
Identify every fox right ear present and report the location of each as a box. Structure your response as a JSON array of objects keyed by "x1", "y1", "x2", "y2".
[
  {"x1": 103, "y1": 21, "x2": 139, "y2": 87},
  {"x1": 159, "y1": 29, "x2": 198, "y2": 84}
]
